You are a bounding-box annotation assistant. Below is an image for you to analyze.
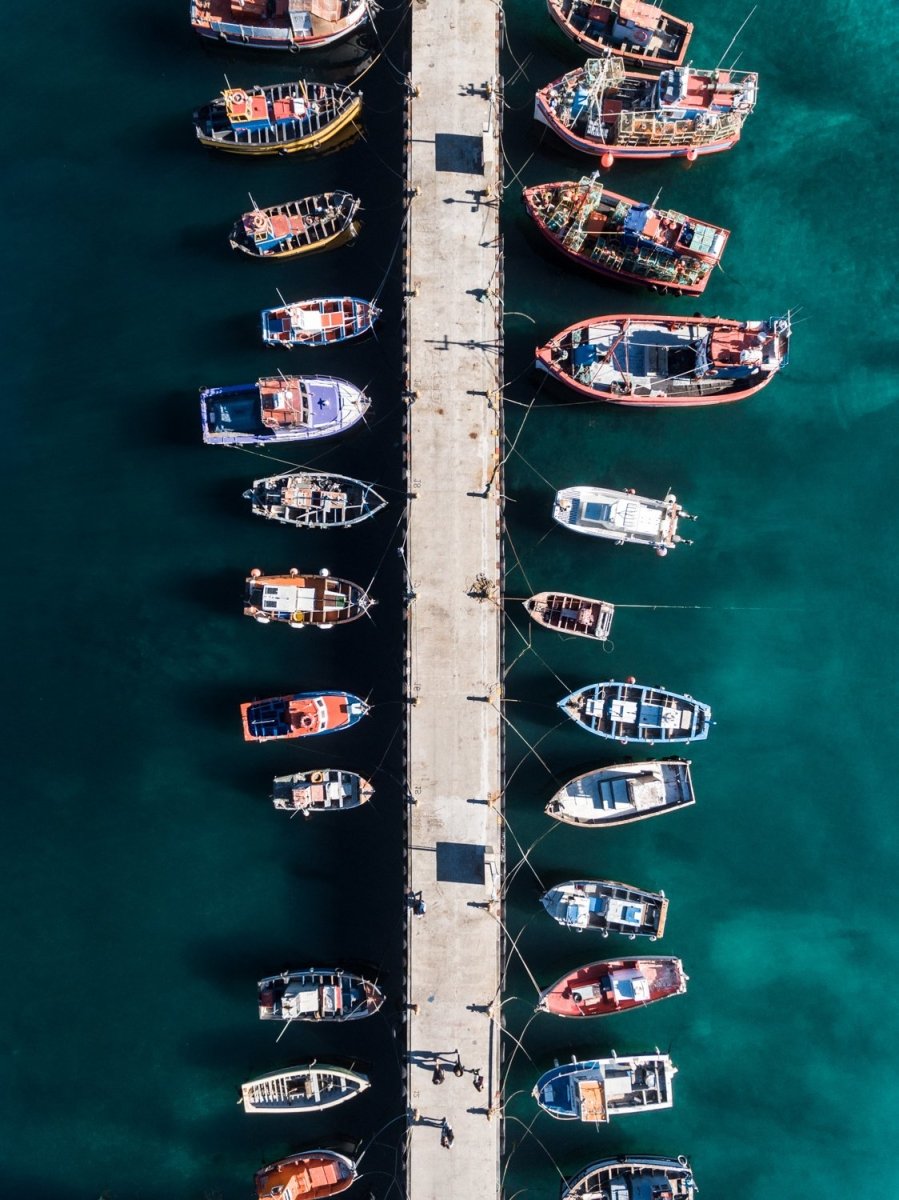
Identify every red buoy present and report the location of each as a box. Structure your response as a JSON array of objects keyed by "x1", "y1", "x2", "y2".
[{"x1": 601, "y1": 151, "x2": 614, "y2": 170}]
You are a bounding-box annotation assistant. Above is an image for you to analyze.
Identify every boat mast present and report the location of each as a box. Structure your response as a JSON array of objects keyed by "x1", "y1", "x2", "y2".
[{"x1": 716, "y1": 4, "x2": 757, "y2": 70}]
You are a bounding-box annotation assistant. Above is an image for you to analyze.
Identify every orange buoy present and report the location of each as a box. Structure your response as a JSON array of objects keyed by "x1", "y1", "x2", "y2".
[
  {"x1": 686, "y1": 148, "x2": 698, "y2": 163},
  {"x1": 601, "y1": 151, "x2": 614, "y2": 170},
  {"x1": 626, "y1": 676, "x2": 636, "y2": 684},
  {"x1": 250, "y1": 568, "x2": 262, "y2": 578}
]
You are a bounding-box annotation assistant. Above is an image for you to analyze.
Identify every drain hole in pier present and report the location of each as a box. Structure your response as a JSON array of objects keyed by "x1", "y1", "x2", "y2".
[
  {"x1": 434, "y1": 133, "x2": 484, "y2": 175},
  {"x1": 435, "y1": 842, "x2": 486, "y2": 885}
]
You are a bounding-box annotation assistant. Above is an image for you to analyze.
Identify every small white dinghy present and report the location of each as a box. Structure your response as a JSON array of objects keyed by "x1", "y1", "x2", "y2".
[{"x1": 240, "y1": 1063, "x2": 370, "y2": 1113}]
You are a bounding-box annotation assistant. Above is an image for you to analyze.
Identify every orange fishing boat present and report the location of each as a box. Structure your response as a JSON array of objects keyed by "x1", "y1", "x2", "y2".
[
  {"x1": 255, "y1": 1150, "x2": 357, "y2": 1200},
  {"x1": 240, "y1": 691, "x2": 367, "y2": 742}
]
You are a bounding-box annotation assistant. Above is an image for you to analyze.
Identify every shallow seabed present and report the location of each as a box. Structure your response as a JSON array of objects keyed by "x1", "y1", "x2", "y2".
[{"x1": 500, "y1": 1, "x2": 898, "y2": 1197}]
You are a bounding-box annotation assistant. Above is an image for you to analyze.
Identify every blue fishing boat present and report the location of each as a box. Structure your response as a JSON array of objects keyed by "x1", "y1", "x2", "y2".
[
  {"x1": 533, "y1": 1052, "x2": 676, "y2": 1122},
  {"x1": 200, "y1": 376, "x2": 369, "y2": 445},
  {"x1": 558, "y1": 680, "x2": 711, "y2": 743},
  {"x1": 262, "y1": 297, "x2": 380, "y2": 348}
]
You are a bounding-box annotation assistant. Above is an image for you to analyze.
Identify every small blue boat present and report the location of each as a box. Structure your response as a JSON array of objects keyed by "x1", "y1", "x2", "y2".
[
  {"x1": 261, "y1": 297, "x2": 380, "y2": 348},
  {"x1": 533, "y1": 1053, "x2": 676, "y2": 1123},
  {"x1": 200, "y1": 375, "x2": 369, "y2": 445},
  {"x1": 558, "y1": 680, "x2": 711, "y2": 744}
]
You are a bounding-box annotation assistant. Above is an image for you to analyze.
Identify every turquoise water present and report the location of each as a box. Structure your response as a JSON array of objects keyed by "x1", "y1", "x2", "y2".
[
  {"x1": 499, "y1": 0, "x2": 899, "y2": 1196},
  {"x1": 3, "y1": 1, "x2": 898, "y2": 1197}
]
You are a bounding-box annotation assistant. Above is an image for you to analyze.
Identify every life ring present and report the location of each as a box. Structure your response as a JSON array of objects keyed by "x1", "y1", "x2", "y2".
[
  {"x1": 301, "y1": 713, "x2": 315, "y2": 729},
  {"x1": 231, "y1": 90, "x2": 248, "y2": 105},
  {"x1": 310, "y1": 772, "x2": 324, "y2": 783},
  {"x1": 633, "y1": 26, "x2": 649, "y2": 44},
  {"x1": 291, "y1": 611, "x2": 305, "y2": 623},
  {"x1": 252, "y1": 212, "x2": 267, "y2": 231},
  {"x1": 289, "y1": 40, "x2": 302, "y2": 53}
]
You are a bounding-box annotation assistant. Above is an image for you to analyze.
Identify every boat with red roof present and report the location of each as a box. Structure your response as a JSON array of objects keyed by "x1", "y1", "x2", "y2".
[
  {"x1": 230, "y1": 193, "x2": 360, "y2": 260},
  {"x1": 537, "y1": 313, "x2": 791, "y2": 406},
  {"x1": 546, "y1": 0, "x2": 692, "y2": 68},
  {"x1": 535, "y1": 56, "x2": 758, "y2": 163},
  {"x1": 190, "y1": 0, "x2": 371, "y2": 52},
  {"x1": 538, "y1": 956, "x2": 687, "y2": 1017},
  {"x1": 194, "y1": 80, "x2": 361, "y2": 155},
  {"x1": 255, "y1": 1150, "x2": 357, "y2": 1200},
  {"x1": 241, "y1": 691, "x2": 368, "y2": 742},
  {"x1": 523, "y1": 174, "x2": 728, "y2": 295},
  {"x1": 200, "y1": 375, "x2": 369, "y2": 445}
]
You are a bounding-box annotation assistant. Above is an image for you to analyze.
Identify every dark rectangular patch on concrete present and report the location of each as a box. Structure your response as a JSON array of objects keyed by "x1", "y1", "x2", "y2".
[
  {"x1": 435, "y1": 841, "x2": 485, "y2": 884},
  {"x1": 435, "y1": 132, "x2": 483, "y2": 175}
]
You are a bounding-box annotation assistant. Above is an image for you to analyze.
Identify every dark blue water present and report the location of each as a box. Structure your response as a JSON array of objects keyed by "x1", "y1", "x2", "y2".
[{"x1": 1, "y1": 4, "x2": 409, "y2": 1197}]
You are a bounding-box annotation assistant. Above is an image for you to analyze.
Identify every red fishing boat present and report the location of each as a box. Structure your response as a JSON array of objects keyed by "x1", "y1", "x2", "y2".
[
  {"x1": 538, "y1": 956, "x2": 687, "y2": 1017},
  {"x1": 537, "y1": 313, "x2": 792, "y2": 406},
  {"x1": 546, "y1": 0, "x2": 692, "y2": 69},
  {"x1": 523, "y1": 175, "x2": 728, "y2": 296},
  {"x1": 255, "y1": 1150, "x2": 357, "y2": 1200},
  {"x1": 535, "y1": 56, "x2": 758, "y2": 163}
]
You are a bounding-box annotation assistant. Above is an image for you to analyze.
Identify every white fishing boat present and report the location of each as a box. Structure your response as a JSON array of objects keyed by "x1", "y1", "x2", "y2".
[
  {"x1": 552, "y1": 486, "x2": 695, "y2": 555},
  {"x1": 240, "y1": 1063, "x2": 370, "y2": 1113},
  {"x1": 272, "y1": 769, "x2": 374, "y2": 815},
  {"x1": 545, "y1": 759, "x2": 695, "y2": 827},
  {"x1": 258, "y1": 968, "x2": 384, "y2": 1022},
  {"x1": 243, "y1": 470, "x2": 387, "y2": 529}
]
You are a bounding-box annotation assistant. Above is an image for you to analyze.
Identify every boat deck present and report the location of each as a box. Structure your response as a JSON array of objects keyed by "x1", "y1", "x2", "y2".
[{"x1": 404, "y1": 0, "x2": 503, "y2": 1193}]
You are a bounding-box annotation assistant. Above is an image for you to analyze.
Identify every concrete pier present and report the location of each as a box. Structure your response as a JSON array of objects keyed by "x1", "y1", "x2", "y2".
[{"x1": 403, "y1": 1, "x2": 503, "y2": 1196}]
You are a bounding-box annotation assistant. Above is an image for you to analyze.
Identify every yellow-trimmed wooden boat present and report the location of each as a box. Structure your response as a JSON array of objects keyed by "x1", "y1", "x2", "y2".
[
  {"x1": 229, "y1": 192, "x2": 360, "y2": 260},
  {"x1": 194, "y1": 80, "x2": 362, "y2": 156}
]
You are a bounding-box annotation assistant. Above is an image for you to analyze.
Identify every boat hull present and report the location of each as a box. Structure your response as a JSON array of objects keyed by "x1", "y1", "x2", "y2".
[
  {"x1": 244, "y1": 570, "x2": 374, "y2": 628},
  {"x1": 262, "y1": 297, "x2": 380, "y2": 348},
  {"x1": 562, "y1": 1156, "x2": 698, "y2": 1200},
  {"x1": 533, "y1": 1054, "x2": 675, "y2": 1121},
  {"x1": 241, "y1": 1064, "x2": 370, "y2": 1113},
  {"x1": 255, "y1": 1150, "x2": 357, "y2": 1200},
  {"x1": 558, "y1": 681, "x2": 711, "y2": 743},
  {"x1": 272, "y1": 769, "x2": 374, "y2": 814},
  {"x1": 243, "y1": 471, "x2": 387, "y2": 529},
  {"x1": 546, "y1": 759, "x2": 695, "y2": 827},
  {"x1": 241, "y1": 691, "x2": 368, "y2": 742},
  {"x1": 196, "y1": 90, "x2": 362, "y2": 156},
  {"x1": 522, "y1": 180, "x2": 727, "y2": 296},
  {"x1": 201, "y1": 376, "x2": 369, "y2": 446},
  {"x1": 190, "y1": 0, "x2": 369, "y2": 51},
  {"x1": 524, "y1": 591, "x2": 614, "y2": 640},
  {"x1": 537, "y1": 313, "x2": 790, "y2": 407},
  {"x1": 258, "y1": 968, "x2": 384, "y2": 1021},
  {"x1": 545, "y1": 0, "x2": 692, "y2": 68},
  {"x1": 540, "y1": 879, "x2": 668, "y2": 938},
  {"x1": 538, "y1": 956, "x2": 687, "y2": 1018},
  {"x1": 535, "y1": 95, "x2": 739, "y2": 159}
]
